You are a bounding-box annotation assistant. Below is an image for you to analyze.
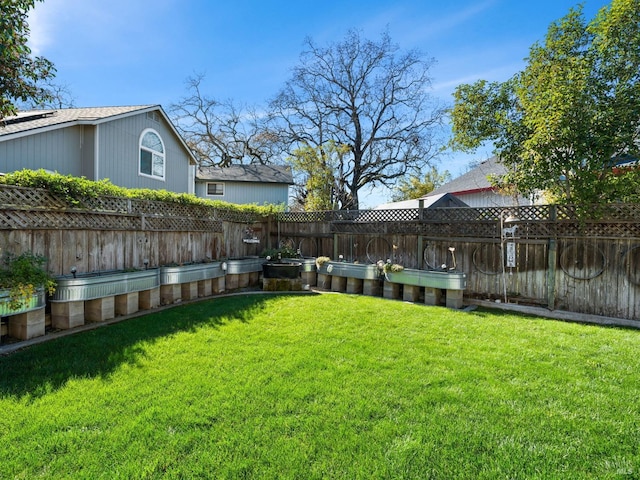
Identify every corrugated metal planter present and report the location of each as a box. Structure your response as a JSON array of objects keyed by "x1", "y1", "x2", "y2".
[
  {"x1": 51, "y1": 269, "x2": 160, "y2": 302},
  {"x1": 262, "y1": 261, "x2": 302, "y2": 279},
  {"x1": 384, "y1": 269, "x2": 467, "y2": 290},
  {"x1": 317, "y1": 262, "x2": 380, "y2": 280},
  {"x1": 0, "y1": 287, "x2": 46, "y2": 316},
  {"x1": 223, "y1": 257, "x2": 266, "y2": 275},
  {"x1": 283, "y1": 257, "x2": 317, "y2": 272},
  {"x1": 160, "y1": 262, "x2": 224, "y2": 285}
]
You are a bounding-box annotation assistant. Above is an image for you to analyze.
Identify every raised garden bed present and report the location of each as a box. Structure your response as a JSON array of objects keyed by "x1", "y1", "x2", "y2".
[
  {"x1": 317, "y1": 262, "x2": 381, "y2": 295},
  {"x1": 160, "y1": 262, "x2": 225, "y2": 304},
  {"x1": 384, "y1": 269, "x2": 467, "y2": 308},
  {"x1": 0, "y1": 288, "x2": 47, "y2": 341},
  {"x1": 50, "y1": 268, "x2": 161, "y2": 327},
  {"x1": 223, "y1": 257, "x2": 265, "y2": 290}
]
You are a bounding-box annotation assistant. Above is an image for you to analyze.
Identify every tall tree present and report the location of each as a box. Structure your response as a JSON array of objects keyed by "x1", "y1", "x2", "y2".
[
  {"x1": 271, "y1": 29, "x2": 446, "y2": 210},
  {"x1": 450, "y1": 0, "x2": 640, "y2": 205},
  {"x1": 0, "y1": 0, "x2": 56, "y2": 119},
  {"x1": 169, "y1": 74, "x2": 283, "y2": 167},
  {"x1": 390, "y1": 166, "x2": 451, "y2": 202},
  {"x1": 287, "y1": 141, "x2": 350, "y2": 211}
]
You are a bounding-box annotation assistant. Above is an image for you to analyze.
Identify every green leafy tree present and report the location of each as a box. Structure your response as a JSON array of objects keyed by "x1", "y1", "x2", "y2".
[
  {"x1": 271, "y1": 29, "x2": 446, "y2": 210},
  {"x1": 0, "y1": 0, "x2": 56, "y2": 119},
  {"x1": 450, "y1": 0, "x2": 640, "y2": 205},
  {"x1": 390, "y1": 166, "x2": 451, "y2": 202},
  {"x1": 287, "y1": 141, "x2": 350, "y2": 211}
]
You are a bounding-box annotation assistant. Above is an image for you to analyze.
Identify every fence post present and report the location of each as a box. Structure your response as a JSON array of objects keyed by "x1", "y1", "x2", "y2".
[
  {"x1": 417, "y1": 199, "x2": 424, "y2": 269},
  {"x1": 546, "y1": 205, "x2": 557, "y2": 310}
]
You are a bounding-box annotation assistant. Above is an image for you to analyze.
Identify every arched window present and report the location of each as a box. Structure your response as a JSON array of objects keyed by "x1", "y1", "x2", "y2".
[{"x1": 139, "y1": 129, "x2": 165, "y2": 180}]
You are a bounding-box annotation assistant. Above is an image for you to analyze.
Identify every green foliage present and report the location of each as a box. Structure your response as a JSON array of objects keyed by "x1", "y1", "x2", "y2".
[
  {"x1": 450, "y1": 0, "x2": 640, "y2": 206},
  {"x1": 0, "y1": 0, "x2": 56, "y2": 118},
  {"x1": 259, "y1": 246, "x2": 298, "y2": 258},
  {"x1": 376, "y1": 259, "x2": 404, "y2": 273},
  {"x1": 287, "y1": 141, "x2": 349, "y2": 211},
  {"x1": 0, "y1": 169, "x2": 282, "y2": 215},
  {"x1": 390, "y1": 166, "x2": 452, "y2": 202},
  {"x1": 0, "y1": 251, "x2": 56, "y2": 310}
]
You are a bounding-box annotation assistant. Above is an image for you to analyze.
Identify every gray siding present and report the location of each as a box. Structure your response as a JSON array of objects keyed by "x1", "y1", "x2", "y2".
[
  {"x1": 196, "y1": 181, "x2": 289, "y2": 206},
  {"x1": 97, "y1": 113, "x2": 192, "y2": 193},
  {"x1": 0, "y1": 111, "x2": 192, "y2": 194},
  {"x1": 0, "y1": 126, "x2": 84, "y2": 175},
  {"x1": 81, "y1": 125, "x2": 96, "y2": 179},
  {"x1": 457, "y1": 191, "x2": 533, "y2": 208}
]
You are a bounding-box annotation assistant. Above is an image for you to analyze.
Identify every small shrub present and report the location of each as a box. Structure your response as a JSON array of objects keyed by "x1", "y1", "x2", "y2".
[
  {"x1": 0, "y1": 252, "x2": 56, "y2": 310},
  {"x1": 260, "y1": 246, "x2": 298, "y2": 259},
  {"x1": 315, "y1": 256, "x2": 331, "y2": 268},
  {"x1": 378, "y1": 259, "x2": 404, "y2": 273}
]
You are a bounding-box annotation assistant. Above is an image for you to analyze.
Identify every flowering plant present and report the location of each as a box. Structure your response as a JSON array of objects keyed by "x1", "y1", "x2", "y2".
[
  {"x1": 0, "y1": 252, "x2": 56, "y2": 310},
  {"x1": 377, "y1": 259, "x2": 404, "y2": 274}
]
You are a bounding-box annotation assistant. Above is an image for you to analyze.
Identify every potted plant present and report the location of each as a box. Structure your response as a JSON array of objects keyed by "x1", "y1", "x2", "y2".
[
  {"x1": 315, "y1": 256, "x2": 331, "y2": 269},
  {"x1": 0, "y1": 252, "x2": 56, "y2": 312}
]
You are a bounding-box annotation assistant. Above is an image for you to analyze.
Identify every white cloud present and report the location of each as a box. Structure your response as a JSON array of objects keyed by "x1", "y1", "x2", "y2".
[
  {"x1": 28, "y1": 0, "x2": 177, "y2": 57},
  {"x1": 393, "y1": 0, "x2": 500, "y2": 46}
]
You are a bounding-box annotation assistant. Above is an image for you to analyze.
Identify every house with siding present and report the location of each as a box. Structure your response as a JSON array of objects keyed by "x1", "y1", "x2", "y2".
[
  {"x1": 195, "y1": 164, "x2": 293, "y2": 206},
  {"x1": 373, "y1": 192, "x2": 469, "y2": 211},
  {"x1": 425, "y1": 156, "x2": 535, "y2": 208},
  {"x1": 0, "y1": 105, "x2": 197, "y2": 194}
]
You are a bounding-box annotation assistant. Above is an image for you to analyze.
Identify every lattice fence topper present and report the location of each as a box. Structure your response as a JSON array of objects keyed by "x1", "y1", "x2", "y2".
[
  {"x1": 278, "y1": 203, "x2": 640, "y2": 239},
  {"x1": 0, "y1": 185, "x2": 260, "y2": 231}
]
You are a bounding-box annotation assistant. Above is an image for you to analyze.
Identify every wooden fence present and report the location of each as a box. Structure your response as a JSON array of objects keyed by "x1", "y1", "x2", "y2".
[
  {"x1": 274, "y1": 204, "x2": 640, "y2": 321},
  {"x1": 1, "y1": 184, "x2": 639, "y2": 321}
]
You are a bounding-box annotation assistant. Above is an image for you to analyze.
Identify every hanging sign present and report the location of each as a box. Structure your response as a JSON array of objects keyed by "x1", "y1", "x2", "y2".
[{"x1": 506, "y1": 242, "x2": 516, "y2": 268}]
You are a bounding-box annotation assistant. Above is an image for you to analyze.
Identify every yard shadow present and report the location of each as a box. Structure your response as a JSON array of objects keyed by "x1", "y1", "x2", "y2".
[{"x1": 0, "y1": 293, "x2": 302, "y2": 400}]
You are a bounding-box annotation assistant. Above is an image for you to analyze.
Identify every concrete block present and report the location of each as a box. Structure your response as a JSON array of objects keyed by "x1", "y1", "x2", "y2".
[
  {"x1": 198, "y1": 279, "x2": 213, "y2": 297},
  {"x1": 363, "y1": 279, "x2": 382, "y2": 296},
  {"x1": 85, "y1": 296, "x2": 115, "y2": 322},
  {"x1": 8, "y1": 308, "x2": 45, "y2": 340},
  {"x1": 51, "y1": 301, "x2": 85, "y2": 329},
  {"x1": 383, "y1": 281, "x2": 401, "y2": 300},
  {"x1": 139, "y1": 287, "x2": 160, "y2": 310},
  {"x1": 115, "y1": 292, "x2": 139, "y2": 316},
  {"x1": 403, "y1": 285, "x2": 421, "y2": 303},
  {"x1": 181, "y1": 281, "x2": 198, "y2": 301},
  {"x1": 446, "y1": 289, "x2": 464, "y2": 309},
  {"x1": 424, "y1": 287, "x2": 443, "y2": 306},
  {"x1": 161, "y1": 284, "x2": 181, "y2": 305},
  {"x1": 331, "y1": 276, "x2": 347, "y2": 293},
  {"x1": 346, "y1": 277, "x2": 363, "y2": 294}
]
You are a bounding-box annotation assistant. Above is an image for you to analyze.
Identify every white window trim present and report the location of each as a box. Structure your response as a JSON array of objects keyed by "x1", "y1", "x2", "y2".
[
  {"x1": 206, "y1": 182, "x2": 225, "y2": 196},
  {"x1": 139, "y1": 128, "x2": 166, "y2": 181}
]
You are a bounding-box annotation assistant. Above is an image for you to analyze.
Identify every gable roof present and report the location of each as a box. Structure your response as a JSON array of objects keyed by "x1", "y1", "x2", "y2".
[
  {"x1": 196, "y1": 164, "x2": 294, "y2": 184},
  {"x1": 374, "y1": 192, "x2": 469, "y2": 210},
  {"x1": 0, "y1": 105, "x2": 197, "y2": 165},
  {"x1": 427, "y1": 156, "x2": 505, "y2": 197}
]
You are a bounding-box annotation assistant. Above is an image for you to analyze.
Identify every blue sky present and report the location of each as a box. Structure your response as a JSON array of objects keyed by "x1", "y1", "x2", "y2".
[{"x1": 28, "y1": 0, "x2": 611, "y2": 207}]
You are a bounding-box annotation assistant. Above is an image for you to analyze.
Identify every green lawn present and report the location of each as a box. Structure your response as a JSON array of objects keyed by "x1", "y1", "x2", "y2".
[{"x1": 1, "y1": 293, "x2": 640, "y2": 479}]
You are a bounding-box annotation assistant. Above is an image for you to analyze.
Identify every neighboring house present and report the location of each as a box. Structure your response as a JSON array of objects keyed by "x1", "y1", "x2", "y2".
[
  {"x1": 195, "y1": 164, "x2": 293, "y2": 206},
  {"x1": 0, "y1": 105, "x2": 197, "y2": 194},
  {"x1": 374, "y1": 192, "x2": 469, "y2": 210},
  {"x1": 425, "y1": 156, "x2": 535, "y2": 208}
]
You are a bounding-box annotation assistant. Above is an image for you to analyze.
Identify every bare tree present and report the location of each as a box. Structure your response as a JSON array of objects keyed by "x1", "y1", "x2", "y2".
[
  {"x1": 18, "y1": 80, "x2": 75, "y2": 109},
  {"x1": 169, "y1": 74, "x2": 283, "y2": 167},
  {"x1": 270, "y1": 29, "x2": 446, "y2": 210}
]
